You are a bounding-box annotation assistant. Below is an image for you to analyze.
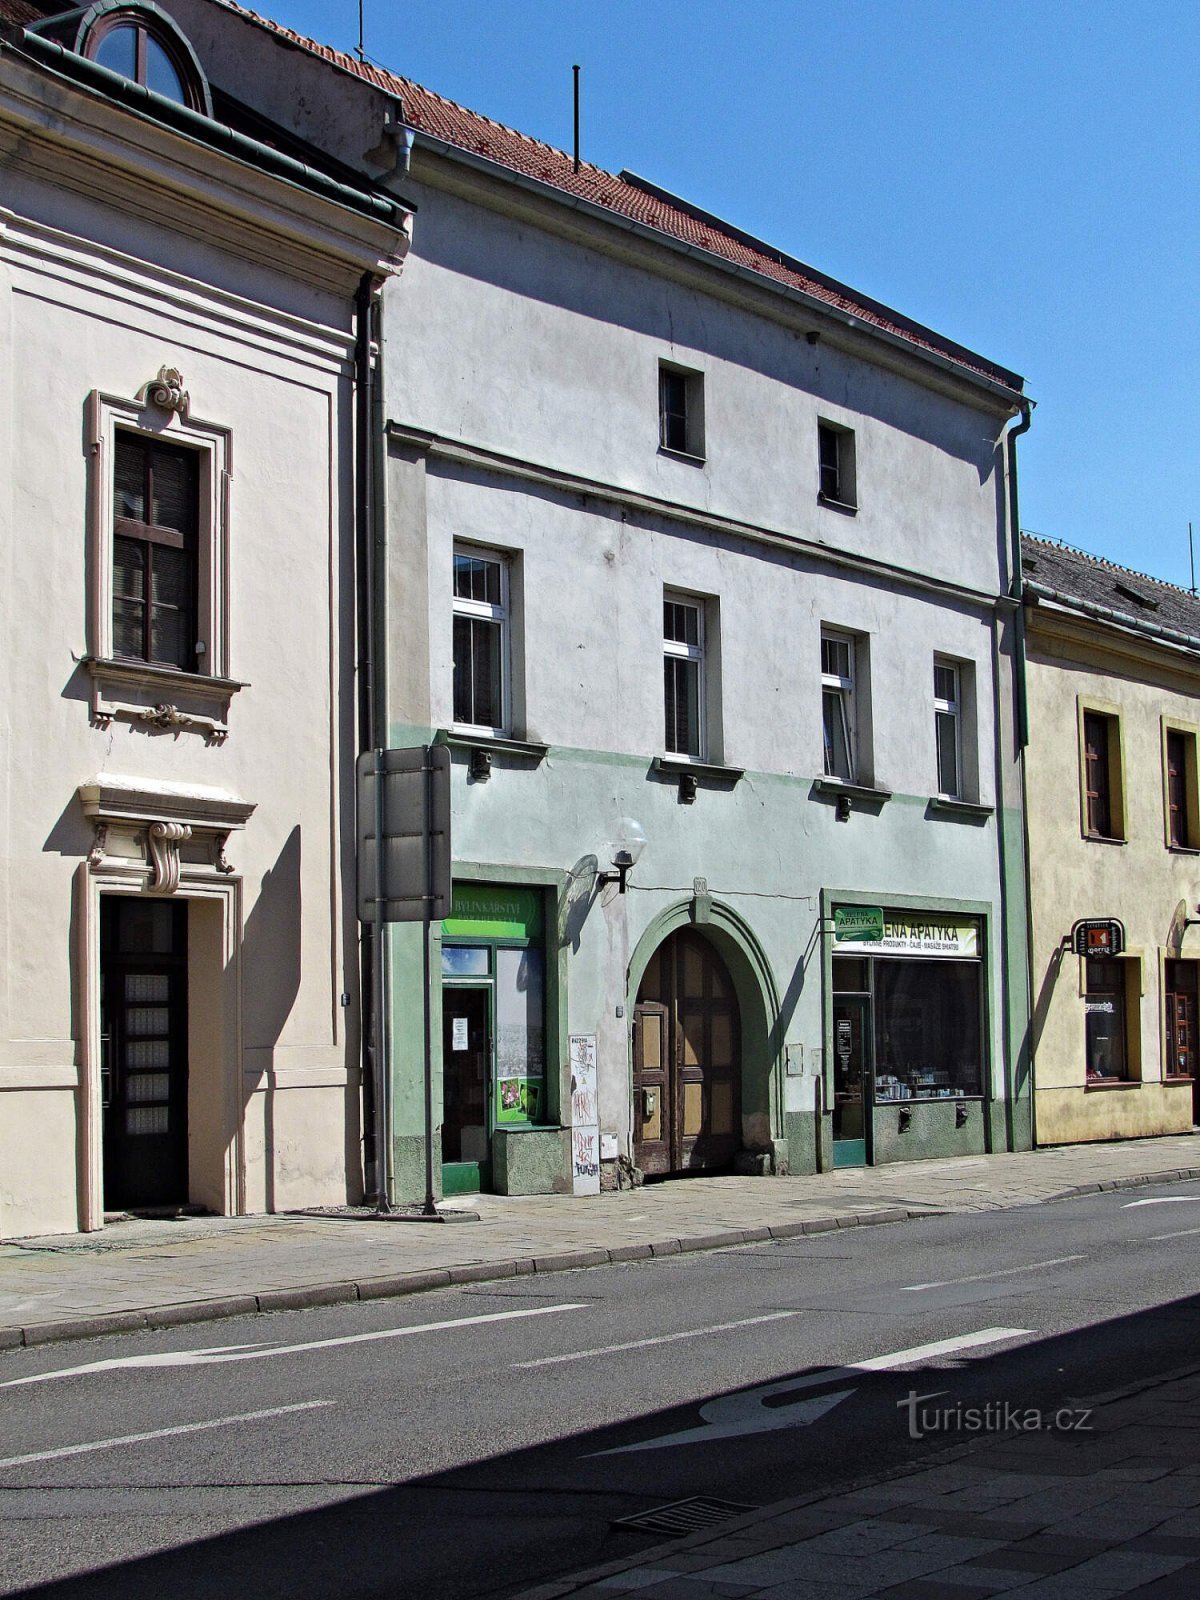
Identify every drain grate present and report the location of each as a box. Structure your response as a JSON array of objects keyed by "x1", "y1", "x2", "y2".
[{"x1": 613, "y1": 1495, "x2": 757, "y2": 1537}]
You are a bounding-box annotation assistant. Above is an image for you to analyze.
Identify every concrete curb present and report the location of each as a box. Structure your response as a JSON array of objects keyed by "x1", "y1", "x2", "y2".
[
  {"x1": 5, "y1": 1165, "x2": 1197, "y2": 1351},
  {"x1": 5, "y1": 1204, "x2": 931, "y2": 1350}
]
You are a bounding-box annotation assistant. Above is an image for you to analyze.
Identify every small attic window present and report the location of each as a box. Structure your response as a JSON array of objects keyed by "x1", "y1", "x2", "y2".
[
  {"x1": 78, "y1": 4, "x2": 211, "y2": 115},
  {"x1": 1114, "y1": 580, "x2": 1159, "y2": 612}
]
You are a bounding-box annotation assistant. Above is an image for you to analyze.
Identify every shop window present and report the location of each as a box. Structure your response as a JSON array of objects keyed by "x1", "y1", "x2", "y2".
[
  {"x1": 1164, "y1": 960, "x2": 1197, "y2": 1080},
  {"x1": 1080, "y1": 707, "x2": 1124, "y2": 841},
  {"x1": 663, "y1": 592, "x2": 707, "y2": 758},
  {"x1": 1085, "y1": 957, "x2": 1139, "y2": 1084},
  {"x1": 872, "y1": 958, "x2": 983, "y2": 1101},
  {"x1": 452, "y1": 547, "x2": 510, "y2": 735},
  {"x1": 820, "y1": 630, "x2": 856, "y2": 781},
  {"x1": 658, "y1": 362, "x2": 704, "y2": 460},
  {"x1": 1164, "y1": 725, "x2": 1199, "y2": 849}
]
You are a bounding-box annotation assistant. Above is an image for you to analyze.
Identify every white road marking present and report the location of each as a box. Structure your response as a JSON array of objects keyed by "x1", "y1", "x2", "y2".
[
  {"x1": 0, "y1": 1304, "x2": 590, "y2": 1389},
  {"x1": 0, "y1": 1401, "x2": 332, "y2": 1471},
  {"x1": 901, "y1": 1255, "x2": 1084, "y2": 1291},
  {"x1": 1123, "y1": 1197, "x2": 1199, "y2": 1208},
  {"x1": 589, "y1": 1326, "x2": 1034, "y2": 1455},
  {"x1": 515, "y1": 1311, "x2": 799, "y2": 1368},
  {"x1": 1147, "y1": 1225, "x2": 1200, "y2": 1241}
]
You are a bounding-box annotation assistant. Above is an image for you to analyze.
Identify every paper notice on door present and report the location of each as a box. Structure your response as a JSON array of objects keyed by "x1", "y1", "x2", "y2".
[{"x1": 452, "y1": 1016, "x2": 469, "y2": 1051}]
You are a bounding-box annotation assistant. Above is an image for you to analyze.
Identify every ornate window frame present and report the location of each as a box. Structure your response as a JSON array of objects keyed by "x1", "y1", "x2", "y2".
[{"x1": 84, "y1": 371, "x2": 243, "y2": 741}]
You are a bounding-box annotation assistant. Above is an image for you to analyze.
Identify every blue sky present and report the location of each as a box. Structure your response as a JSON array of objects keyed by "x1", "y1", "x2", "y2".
[{"x1": 267, "y1": 0, "x2": 1199, "y2": 588}]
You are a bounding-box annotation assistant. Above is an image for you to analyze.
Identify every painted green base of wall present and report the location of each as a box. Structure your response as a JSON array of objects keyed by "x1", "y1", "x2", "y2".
[
  {"x1": 871, "y1": 1100, "x2": 987, "y2": 1165},
  {"x1": 784, "y1": 1112, "x2": 817, "y2": 1176},
  {"x1": 493, "y1": 1128, "x2": 572, "y2": 1195},
  {"x1": 391, "y1": 1134, "x2": 439, "y2": 1205}
]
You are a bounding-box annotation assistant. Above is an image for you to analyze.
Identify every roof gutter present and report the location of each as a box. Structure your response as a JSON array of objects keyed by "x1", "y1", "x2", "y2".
[
  {"x1": 409, "y1": 129, "x2": 1026, "y2": 409},
  {"x1": 1024, "y1": 580, "x2": 1200, "y2": 659},
  {"x1": 7, "y1": 29, "x2": 409, "y2": 226}
]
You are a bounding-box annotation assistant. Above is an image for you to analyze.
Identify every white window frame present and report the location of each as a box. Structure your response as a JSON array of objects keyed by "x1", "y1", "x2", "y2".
[
  {"x1": 658, "y1": 361, "x2": 705, "y2": 461},
  {"x1": 452, "y1": 544, "x2": 510, "y2": 737},
  {"x1": 821, "y1": 629, "x2": 856, "y2": 781},
  {"x1": 663, "y1": 592, "x2": 706, "y2": 759},
  {"x1": 817, "y1": 420, "x2": 857, "y2": 509},
  {"x1": 934, "y1": 657, "x2": 962, "y2": 799}
]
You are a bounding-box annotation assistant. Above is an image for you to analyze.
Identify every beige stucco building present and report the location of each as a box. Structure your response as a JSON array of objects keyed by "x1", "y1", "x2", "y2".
[
  {"x1": 1023, "y1": 535, "x2": 1200, "y2": 1146},
  {"x1": 0, "y1": 0, "x2": 411, "y2": 1235}
]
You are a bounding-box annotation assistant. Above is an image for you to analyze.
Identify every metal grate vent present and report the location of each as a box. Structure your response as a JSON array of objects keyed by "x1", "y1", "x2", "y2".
[{"x1": 613, "y1": 1495, "x2": 757, "y2": 1537}]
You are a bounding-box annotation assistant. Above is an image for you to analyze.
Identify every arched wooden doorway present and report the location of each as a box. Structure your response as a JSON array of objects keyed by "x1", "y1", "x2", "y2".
[{"x1": 633, "y1": 928, "x2": 741, "y2": 1175}]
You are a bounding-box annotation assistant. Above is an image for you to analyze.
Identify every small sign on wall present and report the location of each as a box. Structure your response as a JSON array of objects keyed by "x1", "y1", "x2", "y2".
[{"x1": 569, "y1": 1034, "x2": 600, "y2": 1194}]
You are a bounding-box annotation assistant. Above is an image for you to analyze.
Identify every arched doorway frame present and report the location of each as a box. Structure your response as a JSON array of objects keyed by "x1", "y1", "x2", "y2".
[{"x1": 627, "y1": 900, "x2": 783, "y2": 1162}]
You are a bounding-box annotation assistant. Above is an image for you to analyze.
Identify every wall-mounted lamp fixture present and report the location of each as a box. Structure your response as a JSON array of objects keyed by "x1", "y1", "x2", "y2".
[
  {"x1": 469, "y1": 748, "x2": 492, "y2": 782},
  {"x1": 679, "y1": 772, "x2": 698, "y2": 804},
  {"x1": 836, "y1": 793, "x2": 852, "y2": 822},
  {"x1": 598, "y1": 818, "x2": 646, "y2": 894}
]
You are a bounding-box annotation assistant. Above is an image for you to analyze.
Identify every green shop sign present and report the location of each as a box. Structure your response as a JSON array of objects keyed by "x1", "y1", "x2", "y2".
[
  {"x1": 443, "y1": 884, "x2": 544, "y2": 940},
  {"x1": 833, "y1": 906, "x2": 884, "y2": 943}
]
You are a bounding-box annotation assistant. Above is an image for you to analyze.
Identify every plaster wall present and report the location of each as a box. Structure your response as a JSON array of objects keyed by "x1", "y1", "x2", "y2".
[
  {"x1": 0, "y1": 191, "x2": 362, "y2": 1235},
  {"x1": 1025, "y1": 621, "x2": 1199, "y2": 1145}
]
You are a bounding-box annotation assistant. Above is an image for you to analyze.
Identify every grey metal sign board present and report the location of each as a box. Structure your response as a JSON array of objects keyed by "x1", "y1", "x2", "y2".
[{"x1": 357, "y1": 745, "x2": 451, "y2": 922}]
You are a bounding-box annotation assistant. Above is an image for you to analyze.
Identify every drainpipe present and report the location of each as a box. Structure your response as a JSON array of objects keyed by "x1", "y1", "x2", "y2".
[
  {"x1": 1001, "y1": 401, "x2": 1035, "y2": 1151},
  {"x1": 355, "y1": 272, "x2": 390, "y2": 1208}
]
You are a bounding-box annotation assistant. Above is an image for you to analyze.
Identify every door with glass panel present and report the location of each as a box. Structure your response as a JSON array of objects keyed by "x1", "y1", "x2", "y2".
[
  {"x1": 100, "y1": 896, "x2": 189, "y2": 1209},
  {"x1": 634, "y1": 930, "x2": 741, "y2": 1175}
]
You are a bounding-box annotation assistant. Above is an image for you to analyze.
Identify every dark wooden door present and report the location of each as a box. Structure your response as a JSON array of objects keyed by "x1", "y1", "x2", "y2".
[
  {"x1": 101, "y1": 897, "x2": 188, "y2": 1209},
  {"x1": 633, "y1": 930, "x2": 741, "y2": 1175},
  {"x1": 1165, "y1": 961, "x2": 1198, "y2": 1120}
]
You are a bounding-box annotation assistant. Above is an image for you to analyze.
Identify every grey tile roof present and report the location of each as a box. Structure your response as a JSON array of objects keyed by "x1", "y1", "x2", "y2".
[{"x1": 1021, "y1": 533, "x2": 1200, "y2": 644}]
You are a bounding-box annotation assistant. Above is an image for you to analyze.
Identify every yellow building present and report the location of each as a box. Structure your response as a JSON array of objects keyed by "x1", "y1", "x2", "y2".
[{"x1": 1023, "y1": 535, "x2": 1199, "y2": 1145}]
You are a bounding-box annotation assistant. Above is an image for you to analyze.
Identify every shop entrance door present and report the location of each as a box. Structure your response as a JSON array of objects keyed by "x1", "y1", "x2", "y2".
[
  {"x1": 1164, "y1": 961, "x2": 1198, "y2": 1120},
  {"x1": 633, "y1": 930, "x2": 741, "y2": 1176},
  {"x1": 831, "y1": 994, "x2": 870, "y2": 1168},
  {"x1": 442, "y1": 986, "x2": 491, "y2": 1194},
  {"x1": 101, "y1": 896, "x2": 189, "y2": 1210}
]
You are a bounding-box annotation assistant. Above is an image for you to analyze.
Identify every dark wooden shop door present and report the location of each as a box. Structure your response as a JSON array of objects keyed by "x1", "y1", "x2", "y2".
[
  {"x1": 101, "y1": 896, "x2": 189, "y2": 1209},
  {"x1": 633, "y1": 930, "x2": 740, "y2": 1175}
]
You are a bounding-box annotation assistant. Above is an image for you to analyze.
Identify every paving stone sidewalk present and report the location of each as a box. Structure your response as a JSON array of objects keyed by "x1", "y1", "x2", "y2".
[
  {"x1": 519, "y1": 1361, "x2": 1200, "y2": 1600},
  {"x1": 2, "y1": 1133, "x2": 1198, "y2": 1350}
]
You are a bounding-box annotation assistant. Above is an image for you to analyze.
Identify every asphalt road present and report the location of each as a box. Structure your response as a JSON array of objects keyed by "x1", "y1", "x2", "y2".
[{"x1": 3, "y1": 1178, "x2": 1200, "y2": 1598}]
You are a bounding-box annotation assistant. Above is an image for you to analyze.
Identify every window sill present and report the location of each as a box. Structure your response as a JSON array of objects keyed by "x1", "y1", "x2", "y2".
[
  {"x1": 653, "y1": 755, "x2": 744, "y2": 784},
  {"x1": 812, "y1": 777, "x2": 892, "y2": 804},
  {"x1": 817, "y1": 492, "x2": 858, "y2": 515},
  {"x1": 1165, "y1": 1075, "x2": 1195, "y2": 1084},
  {"x1": 929, "y1": 797, "x2": 995, "y2": 819},
  {"x1": 438, "y1": 730, "x2": 549, "y2": 762},
  {"x1": 1085, "y1": 1078, "x2": 1140, "y2": 1090},
  {"x1": 1084, "y1": 833, "x2": 1127, "y2": 846},
  {"x1": 1167, "y1": 845, "x2": 1200, "y2": 856},
  {"x1": 658, "y1": 445, "x2": 706, "y2": 467},
  {"x1": 82, "y1": 656, "x2": 245, "y2": 743}
]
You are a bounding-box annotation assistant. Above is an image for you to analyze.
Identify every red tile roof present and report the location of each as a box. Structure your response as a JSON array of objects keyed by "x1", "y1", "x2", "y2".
[{"x1": 217, "y1": 2, "x2": 1022, "y2": 394}]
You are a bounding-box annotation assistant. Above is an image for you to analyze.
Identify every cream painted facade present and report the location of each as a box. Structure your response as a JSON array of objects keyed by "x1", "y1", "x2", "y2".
[
  {"x1": 0, "y1": 9, "x2": 409, "y2": 1235},
  {"x1": 1024, "y1": 566, "x2": 1200, "y2": 1145}
]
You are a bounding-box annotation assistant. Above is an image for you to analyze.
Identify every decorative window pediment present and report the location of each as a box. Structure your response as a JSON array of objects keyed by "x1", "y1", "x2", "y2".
[{"x1": 78, "y1": 775, "x2": 256, "y2": 891}]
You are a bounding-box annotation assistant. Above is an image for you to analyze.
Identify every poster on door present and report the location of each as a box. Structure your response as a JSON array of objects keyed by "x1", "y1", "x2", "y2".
[{"x1": 569, "y1": 1033, "x2": 600, "y2": 1194}]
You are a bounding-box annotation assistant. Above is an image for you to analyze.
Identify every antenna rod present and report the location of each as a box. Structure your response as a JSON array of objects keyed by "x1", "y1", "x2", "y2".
[
  {"x1": 573, "y1": 64, "x2": 580, "y2": 172},
  {"x1": 1191, "y1": 522, "x2": 1196, "y2": 596},
  {"x1": 357, "y1": 0, "x2": 365, "y2": 61}
]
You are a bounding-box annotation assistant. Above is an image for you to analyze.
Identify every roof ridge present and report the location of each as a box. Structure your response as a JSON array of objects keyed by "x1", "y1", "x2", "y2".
[{"x1": 1021, "y1": 531, "x2": 1198, "y2": 601}]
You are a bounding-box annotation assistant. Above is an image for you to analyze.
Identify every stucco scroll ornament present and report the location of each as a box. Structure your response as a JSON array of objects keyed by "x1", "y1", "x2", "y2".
[
  {"x1": 213, "y1": 831, "x2": 235, "y2": 876},
  {"x1": 87, "y1": 821, "x2": 109, "y2": 869},
  {"x1": 137, "y1": 366, "x2": 190, "y2": 419},
  {"x1": 148, "y1": 822, "x2": 192, "y2": 894},
  {"x1": 139, "y1": 702, "x2": 197, "y2": 732}
]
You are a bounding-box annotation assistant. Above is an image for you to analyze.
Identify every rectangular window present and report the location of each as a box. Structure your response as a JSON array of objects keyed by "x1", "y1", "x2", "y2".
[
  {"x1": 112, "y1": 432, "x2": 198, "y2": 671},
  {"x1": 1085, "y1": 957, "x2": 1129, "y2": 1082},
  {"x1": 452, "y1": 548, "x2": 508, "y2": 734},
  {"x1": 821, "y1": 630, "x2": 855, "y2": 781},
  {"x1": 934, "y1": 658, "x2": 961, "y2": 798},
  {"x1": 664, "y1": 595, "x2": 705, "y2": 757},
  {"x1": 817, "y1": 421, "x2": 856, "y2": 508},
  {"x1": 659, "y1": 363, "x2": 704, "y2": 459},
  {"x1": 1083, "y1": 711, "x2": 1119, "y2": 839},
  {"x1": 1165, "y1": 960, "x2": 1198, "y2": 1079},
  {"x1": 1164, "y1": 726, "x2": 1199, "y2": 850}
]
